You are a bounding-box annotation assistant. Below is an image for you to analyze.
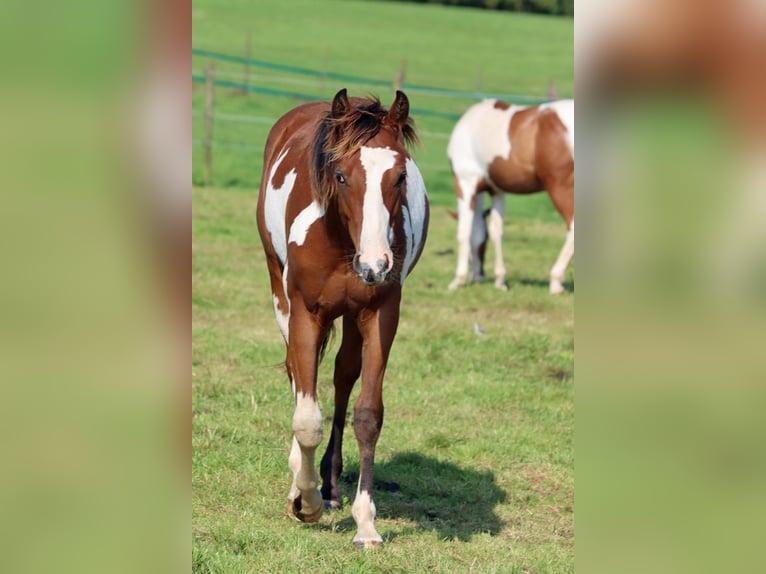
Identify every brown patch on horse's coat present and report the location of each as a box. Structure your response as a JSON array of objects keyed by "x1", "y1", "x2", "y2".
[
  {"x1": 536, "y1": 111, "x2": 574, "y2": 224},
  {"x1": 482, "y1": 106, "x2": 542, "y2": 194},
  {"x1": 493, "y1": 100, "x2": 510, "y2": 110},
  {"x1": 270, "y1": 150, "x2": 293, "y2": 190}
]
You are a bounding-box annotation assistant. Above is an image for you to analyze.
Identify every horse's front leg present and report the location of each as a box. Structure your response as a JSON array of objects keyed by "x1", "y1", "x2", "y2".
[
  {"x1": 320, "y1": 314, "x2": 362, "y2": 509},
  {"x1": 285, "y1": 303, "x2": 326, "y2": 523},
  {"x1": 350, "y1": 292, "x2": 401, "y2": 548}
]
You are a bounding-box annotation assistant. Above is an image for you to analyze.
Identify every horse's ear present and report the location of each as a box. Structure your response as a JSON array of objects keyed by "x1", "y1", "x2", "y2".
[
  {"x1": 387, "y1": 90, "x2": 410, "y2": 128},
  {"x1": 331, "y1": 88, "x2": 350, "y2": 118}
]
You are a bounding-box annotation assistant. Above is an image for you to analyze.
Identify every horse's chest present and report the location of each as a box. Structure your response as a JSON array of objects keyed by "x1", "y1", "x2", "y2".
[{"x1": 293, "y1": 269, "x2": 383, "y2": 318}]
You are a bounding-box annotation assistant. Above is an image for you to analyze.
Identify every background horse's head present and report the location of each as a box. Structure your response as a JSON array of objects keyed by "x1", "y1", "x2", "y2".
[{"x1": 311, "y1": 89, "x2": 418, "y2": 286}]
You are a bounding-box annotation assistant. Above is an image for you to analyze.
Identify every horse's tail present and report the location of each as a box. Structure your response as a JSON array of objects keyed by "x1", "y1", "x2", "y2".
[{"x1": 318, "y1": 321, "x2": 336, "y2": 364}]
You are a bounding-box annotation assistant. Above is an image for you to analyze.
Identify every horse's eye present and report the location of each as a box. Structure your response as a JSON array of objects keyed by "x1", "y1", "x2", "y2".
[
  {"x1": 396, "y1": 171, "x2": 407, "y2": 187},
  {"x1": 335, "y1": 171, "x2": 346, "y2": 185}
]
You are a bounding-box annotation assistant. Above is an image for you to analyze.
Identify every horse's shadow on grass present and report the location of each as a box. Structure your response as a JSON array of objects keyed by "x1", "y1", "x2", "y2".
[
  {"x1": 516, "y1": 277, "x2": 575, "y2": 293},
  {"x1": 324, "y1": 451, "x2": 506, "y2": 542}
]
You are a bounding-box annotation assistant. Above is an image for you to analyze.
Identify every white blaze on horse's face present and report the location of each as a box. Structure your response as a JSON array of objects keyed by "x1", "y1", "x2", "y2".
[{"x1": 353, "y1": 145, "x2": 399, "y2": 285}]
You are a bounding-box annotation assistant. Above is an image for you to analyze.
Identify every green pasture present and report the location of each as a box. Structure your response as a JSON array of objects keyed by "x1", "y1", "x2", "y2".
[
  {"x1": 193, "y1": 1, "x2": 573, "y2": 572},
  {"x1": 193, "y1": 187, "x2": 574, "y2": 572}
]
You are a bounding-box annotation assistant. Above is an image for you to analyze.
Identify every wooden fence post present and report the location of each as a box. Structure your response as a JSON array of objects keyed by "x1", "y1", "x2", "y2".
[
  {"x1": 203, "y1": 62, "x2": 215, "y2": 186},
  {"x1": 547, "y1": 77, "x2": 557, "y2": 99}
]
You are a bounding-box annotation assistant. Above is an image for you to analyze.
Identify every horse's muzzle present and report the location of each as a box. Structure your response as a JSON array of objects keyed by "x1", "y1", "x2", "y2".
[{"x1": 353, "y1": 254, "x2": 391, "y2": 286}]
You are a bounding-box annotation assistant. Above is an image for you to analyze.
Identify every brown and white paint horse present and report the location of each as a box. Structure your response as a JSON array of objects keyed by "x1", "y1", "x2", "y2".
[
  {"x1": 447, "y1": 99, "x2": 574, "y2": 294},
  {"x1": 256, "y1": 89, "x2": 429, "y2": 547}
]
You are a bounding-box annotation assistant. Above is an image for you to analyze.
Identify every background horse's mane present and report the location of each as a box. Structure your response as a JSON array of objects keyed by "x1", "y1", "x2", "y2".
[{"x1": 310, "y1": 96, "x2": 418, "y2": 208}]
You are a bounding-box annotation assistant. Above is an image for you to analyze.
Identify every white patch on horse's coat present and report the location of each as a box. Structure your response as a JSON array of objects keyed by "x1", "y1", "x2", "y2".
[
  {"x1": 264, "y1": 147, "x2": 297, "y2": 265},
  {"x1": 277, "y1": 262, "x2": 291, "y2": 342},
  {"x1": 273, "y1": 294, "x2": 289, "y2": 341},
  {"x1": 359, "y1": 146, "x2": 397, "y2": 268},
  {"x1": 288, "y1": 201, "x2": 325, "y2": 246},
  {"x1": 541, "y1": 99, "x2": 574, "y2": 158},
  {"x1": 400, "y1": 157, "x2": 428, "y2": 283},
  {"x1": 351, "y1": 488, "x2": 382, "y2": 546}
]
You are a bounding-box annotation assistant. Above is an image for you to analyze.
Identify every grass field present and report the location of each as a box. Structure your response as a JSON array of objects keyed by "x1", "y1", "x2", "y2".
[{"x1": 193, "y1": 1, "x2": 573, "y2": 572}]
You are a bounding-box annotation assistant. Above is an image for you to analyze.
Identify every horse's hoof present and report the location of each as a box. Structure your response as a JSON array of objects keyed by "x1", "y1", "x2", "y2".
[
  {"x1": 494, "y1": 280, "x2": 508, "y2": 291},
  {"x1": 287, "y1": 495, "x2": 324, "y2": 523},
  {"x1": 448, "y1": 277, "x2": 465, "y2": 290},
  {"x1": 324, "y1": 499, "x2": 342, "y2": 510},
  {"x1": 353, "y1": 537, "x2": 382, "y2": 549},
  {"x1": 549, "y1": 282, "x2": 564, "y2": 295}
]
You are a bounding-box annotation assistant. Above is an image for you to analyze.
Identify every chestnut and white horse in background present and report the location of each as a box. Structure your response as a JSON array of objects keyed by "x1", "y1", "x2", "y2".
[
  {"x1": 447, "y1": 99, "x2": 574, "y2": 294},
  {"x1": 256, "y1": 89, "x2": 429, "y2": 547}
]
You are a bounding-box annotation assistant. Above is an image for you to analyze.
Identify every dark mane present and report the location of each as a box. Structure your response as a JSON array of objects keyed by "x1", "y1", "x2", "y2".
[{"x1": 310, "y1": 97, "x2": 418, "y2": 208}]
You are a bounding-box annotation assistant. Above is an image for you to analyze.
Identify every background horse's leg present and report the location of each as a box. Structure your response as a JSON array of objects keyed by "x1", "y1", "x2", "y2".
[
  {"x1": 320, "y1": 314, "x2": 362, "y2": 509},
  {"x1": 469, "y1": 198, "x2": 489, "y2": 283},
  {"x1": 543, "y1": 174, "x2": 574, "y2": 295},
  {"x1": 285, "y1": 304, "x2": 325, "y2": 523},
  {"x1": 488, "y1": 193, "x2": 508, "y2": 290},
  {"x1": 550, "y1": 220, "x2": 574, "y2": 294},
  {"x1": 449, "y1": 175, "x2": 482, "y2": 290},
  {"x1": 351, "y1": 294, "x2": 401, "y2": 548}
]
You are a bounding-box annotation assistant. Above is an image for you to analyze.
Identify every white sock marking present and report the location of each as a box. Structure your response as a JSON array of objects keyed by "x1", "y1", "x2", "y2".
[
  {"x1": 292, "y1": 391, "x2": 323, "y2": 448},
  {"x1": 272, "y1": 294, "x2": 289, "y2": 341},
  {"x1": 352, "y1": 488, "x2": 382, "y2": 544}
]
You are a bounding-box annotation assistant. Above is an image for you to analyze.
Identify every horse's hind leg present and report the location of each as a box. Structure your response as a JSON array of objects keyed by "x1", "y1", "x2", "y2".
[
  {"x1": 320, "y1": 314, "x2": 362, "y2": 509},
  {"x1": 550, "y1": 220, "x2": 574, "y2": 294},
  {"x1": 544, "y1": 176, "x2": 574, "y2": 295},
  {"x1": 449, "y1": 175, "x2": 483, "y2": 290},
  {"x1": 488, "y1": 193, "x2": 508, "y2": 290}
]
